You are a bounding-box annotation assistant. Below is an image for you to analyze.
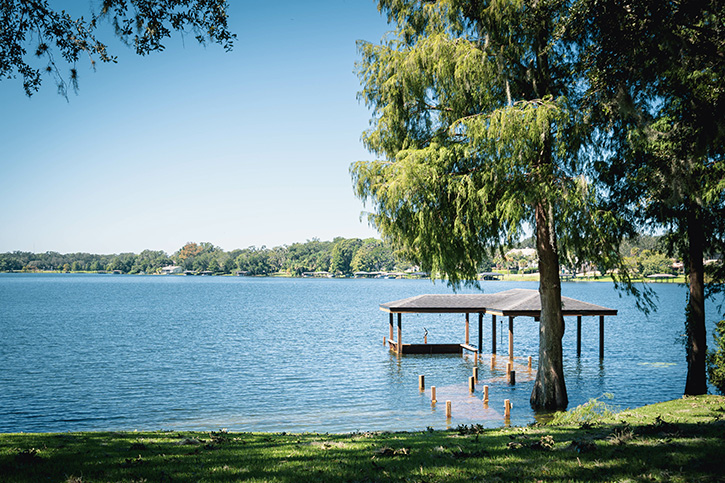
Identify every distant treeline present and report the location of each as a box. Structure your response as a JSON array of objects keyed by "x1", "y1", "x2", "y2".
[
  {"x1": 0, "y1": 234, "x2": 683, "y2": 277},
  {"x1": 0, "y1": 238, "x2": 415, "y2": 276}
]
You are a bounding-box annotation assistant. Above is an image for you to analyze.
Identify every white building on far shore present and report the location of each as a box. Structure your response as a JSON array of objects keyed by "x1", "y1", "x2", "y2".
[{"x1": 161, "y1": 265, "x2": 182, "y2": 275}]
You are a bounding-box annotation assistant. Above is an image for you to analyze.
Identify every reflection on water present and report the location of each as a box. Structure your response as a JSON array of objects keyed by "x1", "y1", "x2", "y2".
[{"x1": 0, "y1": 274, "x2": 721, "y2": 433}]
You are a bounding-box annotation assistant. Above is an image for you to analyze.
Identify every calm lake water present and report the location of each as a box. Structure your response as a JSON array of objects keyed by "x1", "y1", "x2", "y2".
[{"x1": 0, "y1": 273, "x2": 722, "y2": 433}]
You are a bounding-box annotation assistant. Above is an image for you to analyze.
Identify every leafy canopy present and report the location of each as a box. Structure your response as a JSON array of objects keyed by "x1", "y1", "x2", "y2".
[
  {"x1": 0, "y1": 0, "x2": 235, "y2": 97},
  {"x1": 352, "y1": 0, "x2": 630, "y2": 287}
]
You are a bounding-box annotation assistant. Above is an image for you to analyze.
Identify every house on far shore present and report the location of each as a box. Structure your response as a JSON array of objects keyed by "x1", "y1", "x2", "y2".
[
  {"x1": 161, "y1": 265, "x2": 182, "y2": 275},
  {"x1": 302, "y1": 271, "x2": 333, "y2": 278}
]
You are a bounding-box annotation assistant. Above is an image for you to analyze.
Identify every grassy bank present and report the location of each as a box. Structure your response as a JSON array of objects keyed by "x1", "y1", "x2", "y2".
[{"x1": 2, "y1": 396, "x2": 724, "y2": 482}]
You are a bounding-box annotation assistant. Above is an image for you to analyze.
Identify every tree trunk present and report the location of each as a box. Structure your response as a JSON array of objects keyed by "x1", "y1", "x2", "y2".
[
  {"x1": 684, "y1": 208, "x2": 707, "y2": 395},
  {"x1": 530, "y1": 200, "x2": 568, "y2": 410}
]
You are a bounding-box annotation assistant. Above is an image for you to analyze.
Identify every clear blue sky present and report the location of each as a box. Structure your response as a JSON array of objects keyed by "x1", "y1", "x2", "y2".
[{"x1": 0, "y1": 1, "x2": 391, "y2": 255}]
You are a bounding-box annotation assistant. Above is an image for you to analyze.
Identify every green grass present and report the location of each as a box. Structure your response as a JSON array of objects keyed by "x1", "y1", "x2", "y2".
[{"x1": 2, "y1": 395, "x2": 724, "y2": 482}]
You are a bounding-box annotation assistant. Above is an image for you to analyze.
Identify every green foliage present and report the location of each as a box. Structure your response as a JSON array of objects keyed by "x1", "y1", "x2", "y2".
[
  {"x1": 351, "y1": 238, "x2": 396, "y2": 272},
  {"x1": 352, "y1": 1, "x2": 634, "y2": 288},
  {"x1": 329, "y1": 238, "x2": 363, "y2": 274},
  {"x1": 0, "y1": 237, "x2": 405, "y2": 276},
  {"x1": 707, "y1": 319, "x2": 725, "y2": 395},
  {"x1": 0, "y1": 0, "x2": 235, "y2": 97},
  {"x1": 623, "y1": 247, "x2": 676, "y2": 278},
  {"x1": 549, "y1": 394, "x2": 616, "y2": 426},
  {"x1": 578, "y1": 0, "x2": 725, "y2": 392}
]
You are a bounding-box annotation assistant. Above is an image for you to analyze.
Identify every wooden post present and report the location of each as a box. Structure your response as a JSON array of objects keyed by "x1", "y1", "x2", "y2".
[
  {"x1": 446, "y1": 400, "x2": 452, "y2": 419},
  {"x1": 508, "y1": 316, "x2": 514, "y2": 360},
  {"x1": 397, "y1": 313, "x2": 402, "y2": 355},
  {"x1": 483, "y1": 385, "x2": 489, "y2": 405},
  {"x1": 431, "y1": 386, "x2": 437, "y2": 403},
  {"x1": 469, "y1": 375, "x2": 475, "y2": 393},
  {"x1": 473, "y1": 366, "x2": 479, "y2": 383},
  {"x1": 383, "y1": 336, "x2": 387, "y2": 346},
  {"x1": 478, "y1": 312, "x2": 483, "y2": 357},
  {"x1": 389, "y1": 312, "x2": 394, "y2": 343},
  {"x1": 504, "y1": 399, "x2": 511, "y2": 419},
  {"x1": 465, "y1": 312, "x2": 470, "y2": 345},
  {"x1": 509, "y1": 370, "x2": 516, "y2": 385},
  {"x1": 491, "y1": 315, "x2": 497, "y2": 354},
  {"x1": 491, "y1": 353, "x2": 496, "y2": 370},
  {"x1": 577, "y1": 315, "x2": 582, "y2": 357},
  {"x1": 599, "y1": 315, "x2": 604, "y2": 359},
  {"x1": 527, "y1": 355, "x2": 532, "y2": 370},
  {"x1": 506, "y1": 361, "x2": 512, "y2": 383},
  {"x1": 419, "y1": 375, "x2": 425, "y2": 391}
]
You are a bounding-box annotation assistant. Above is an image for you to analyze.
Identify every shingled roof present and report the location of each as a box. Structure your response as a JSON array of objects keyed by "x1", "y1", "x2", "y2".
[{"x1": 380, "y1": 288, "x2": 617, "y2": 317}]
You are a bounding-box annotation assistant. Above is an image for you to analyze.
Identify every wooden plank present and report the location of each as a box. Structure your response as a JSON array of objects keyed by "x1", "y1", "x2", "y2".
[{"x1": 400, "y1": 343, "x2": 462, "y2": 354}]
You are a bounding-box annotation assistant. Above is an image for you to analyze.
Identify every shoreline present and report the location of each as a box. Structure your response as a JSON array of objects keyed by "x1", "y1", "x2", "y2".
[{"x1": 0, "y1": 270, "x2": 688, "y2": 284}]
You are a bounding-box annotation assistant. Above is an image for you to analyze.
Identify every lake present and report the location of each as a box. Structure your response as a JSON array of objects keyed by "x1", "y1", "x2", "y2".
[{"x1": 0, "y1": 273, "x2": 722, "y2": 433}]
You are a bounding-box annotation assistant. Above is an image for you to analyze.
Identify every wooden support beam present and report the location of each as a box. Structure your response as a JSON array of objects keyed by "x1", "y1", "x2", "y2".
[
  {"x1": 577, "y1": 315, "x2": 582, "y2": 357},
  {"x1": 492, "y1": 315, "x2": 497, "y2": 354},
  {"x1": 599, "y1": 315, "x2": 604, "y2": 359},
  {"x1": 465, "y1": 312, "x2": 470, "y2": 345},
  {"x1": 389, "y1": 313, "x2": 394, "y2": 344},
  {"x1": 397, "y1": 313, "x2": 402, "y2": 355},
  {"x1": 478, "y1": 312, "x2": 483, "y2": 358},
  {"x1": 508, "y1": 316, "x2": 514, "y2": 361}
]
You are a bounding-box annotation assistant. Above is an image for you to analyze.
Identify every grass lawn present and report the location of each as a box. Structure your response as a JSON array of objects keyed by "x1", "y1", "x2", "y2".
[{"x1": 1, "y1": 395, "x2": 724, "y2": 482}]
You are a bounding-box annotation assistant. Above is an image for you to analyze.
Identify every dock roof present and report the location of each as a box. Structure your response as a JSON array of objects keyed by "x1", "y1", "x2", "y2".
[{"x1": 380, "y1": 288, "x2": 617, "y2": 317}]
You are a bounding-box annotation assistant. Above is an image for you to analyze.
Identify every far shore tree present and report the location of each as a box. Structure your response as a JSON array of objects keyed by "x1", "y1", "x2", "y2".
[
  {"x1": 352, "y1": 0, "x2": 633, "y2": 410},
  {"x1": 1, "y1": 0, "x2": 235, "y2": 97}
]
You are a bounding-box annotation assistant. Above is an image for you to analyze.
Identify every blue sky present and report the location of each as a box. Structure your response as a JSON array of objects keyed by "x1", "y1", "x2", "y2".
[{"x1": 0, "y1": 1, "x2": 391, "y2": 254}]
